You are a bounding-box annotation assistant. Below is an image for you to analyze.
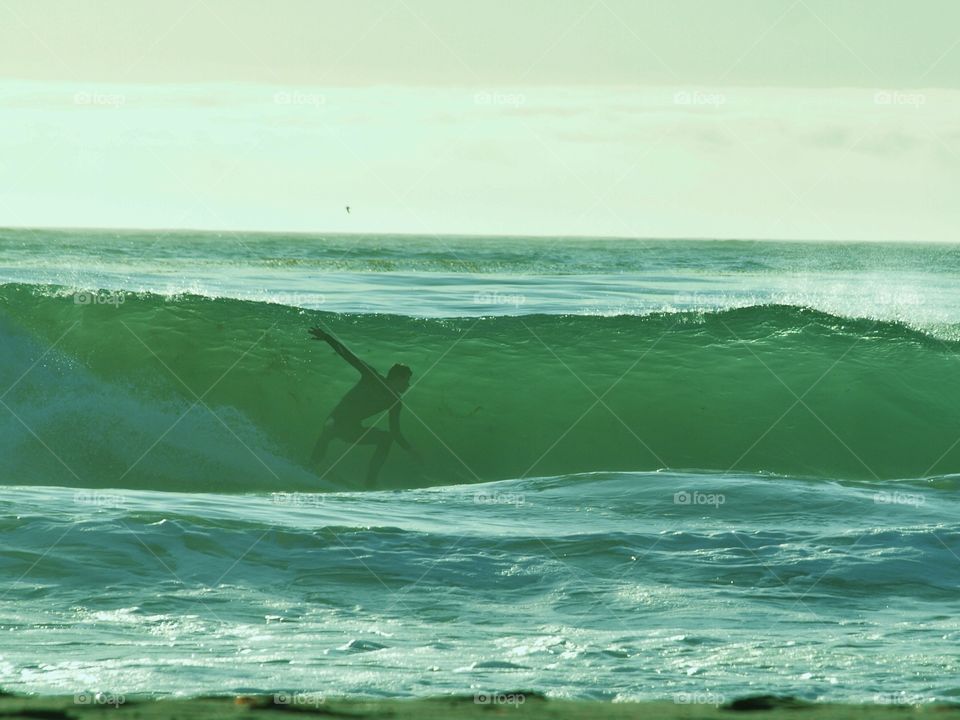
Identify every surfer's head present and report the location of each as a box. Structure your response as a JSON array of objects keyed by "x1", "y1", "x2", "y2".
[{"x1": 387, "y1": 363, "x2": 412, "y2": 393}]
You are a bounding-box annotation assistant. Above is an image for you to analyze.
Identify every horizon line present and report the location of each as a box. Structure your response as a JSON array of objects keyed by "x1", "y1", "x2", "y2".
[{"x1": 0, "y1": 223, "x2": 952, "y2": 246}]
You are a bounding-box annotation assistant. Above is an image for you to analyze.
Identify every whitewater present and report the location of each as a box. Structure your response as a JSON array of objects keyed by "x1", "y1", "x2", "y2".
[{"x1": 0, "y1": 229, "x2": 958, "y2": 702}]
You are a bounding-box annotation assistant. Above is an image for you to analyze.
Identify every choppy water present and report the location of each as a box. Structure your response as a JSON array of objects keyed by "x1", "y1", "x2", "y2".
[{"x1": 1, "y1": 229, "x2": 958, "y2": 702}]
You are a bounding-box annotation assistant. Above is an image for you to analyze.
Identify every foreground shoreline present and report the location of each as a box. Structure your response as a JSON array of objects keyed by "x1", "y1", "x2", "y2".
[{"x1": 2, "y1": 694, "x2": 958, "y2": 719}]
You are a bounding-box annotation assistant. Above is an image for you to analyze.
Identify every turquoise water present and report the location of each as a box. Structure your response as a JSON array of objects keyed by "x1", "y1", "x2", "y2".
[{"x1": 1, "y1": 229, "x2": 958, "y2": 702}]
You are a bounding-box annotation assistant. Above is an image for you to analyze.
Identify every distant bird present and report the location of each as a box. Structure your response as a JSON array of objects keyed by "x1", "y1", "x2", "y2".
[{"x1": 345, "y1": 205, "x2": 351, "y2": 214}]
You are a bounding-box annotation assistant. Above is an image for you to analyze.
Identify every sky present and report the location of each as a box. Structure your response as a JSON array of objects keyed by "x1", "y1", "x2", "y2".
[{"x1": 1, "y1": 0, "x2": 959, "y2": 240}]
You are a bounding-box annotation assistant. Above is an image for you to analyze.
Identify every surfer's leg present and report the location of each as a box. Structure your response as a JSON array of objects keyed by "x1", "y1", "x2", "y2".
[
  {"x1": 357, "y1": 429, "x2": 392, "y2": 486},
  {"x1": 310, "y1": 419, "x2": 337, "y2": 465}
]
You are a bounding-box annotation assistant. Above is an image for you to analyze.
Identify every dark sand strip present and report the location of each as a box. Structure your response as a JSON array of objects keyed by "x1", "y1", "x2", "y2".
[{"x1": 1, "y1": 694, "x2": 958, "y2": 719}]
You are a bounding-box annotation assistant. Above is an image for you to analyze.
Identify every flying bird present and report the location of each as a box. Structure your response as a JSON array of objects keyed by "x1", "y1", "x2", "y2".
[{"x1": 345, "y1": 205, "x2": 351, "y2": 214}]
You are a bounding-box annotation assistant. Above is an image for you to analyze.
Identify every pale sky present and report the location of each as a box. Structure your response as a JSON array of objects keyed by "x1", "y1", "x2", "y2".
[{"x1": 1, "y1": 0, "x2": 959, "y2": 240}]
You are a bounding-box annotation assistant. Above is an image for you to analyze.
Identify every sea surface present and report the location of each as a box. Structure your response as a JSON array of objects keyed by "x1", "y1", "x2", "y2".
[{"x1": 0, "y1": 228, "x2": 958, "y2": 702}]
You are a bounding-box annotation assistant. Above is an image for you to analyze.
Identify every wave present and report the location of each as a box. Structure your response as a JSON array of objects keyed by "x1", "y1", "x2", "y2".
[
  {"x1": 3, "y1": 472, "x2": 957, "y2": 699},
  {"x1": 2, "y1": 283, "x2": 959, "y2": 491},
  {"x1": 3, "y1": 472, "x2": 957, "y2": 600}
]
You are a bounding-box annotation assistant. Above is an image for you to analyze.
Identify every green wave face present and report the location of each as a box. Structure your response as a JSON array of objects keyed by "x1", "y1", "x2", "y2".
[{"x1": 2, "y1": 283, "x2": 958, "y2": 491}]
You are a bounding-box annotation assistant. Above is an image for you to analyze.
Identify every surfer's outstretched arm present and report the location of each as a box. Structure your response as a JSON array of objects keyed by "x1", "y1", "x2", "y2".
[{"x1": 309, "y1": 327, "x2": 374, "y2": 376}]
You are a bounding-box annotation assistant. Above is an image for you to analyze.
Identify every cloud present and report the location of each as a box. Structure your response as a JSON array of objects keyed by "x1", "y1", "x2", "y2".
[{"x1": 2, "y1": 81, "x2": 958, "y2": 241}]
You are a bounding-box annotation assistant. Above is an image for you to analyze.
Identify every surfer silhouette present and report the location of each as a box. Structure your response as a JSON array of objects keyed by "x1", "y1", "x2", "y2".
[{"x1": 309, "y1": 327, "x2": 416, "y2": 484}]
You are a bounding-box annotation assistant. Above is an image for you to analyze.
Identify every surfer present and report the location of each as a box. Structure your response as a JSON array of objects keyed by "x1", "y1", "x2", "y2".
[{"x1": 309, "y1": 327, "x2": 416, "y2": 484}]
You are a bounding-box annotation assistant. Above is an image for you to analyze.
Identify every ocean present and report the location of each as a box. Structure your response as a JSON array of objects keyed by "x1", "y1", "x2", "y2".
[{"x1": 0, "y1": 228, "x2": 958, "y2": 703}]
